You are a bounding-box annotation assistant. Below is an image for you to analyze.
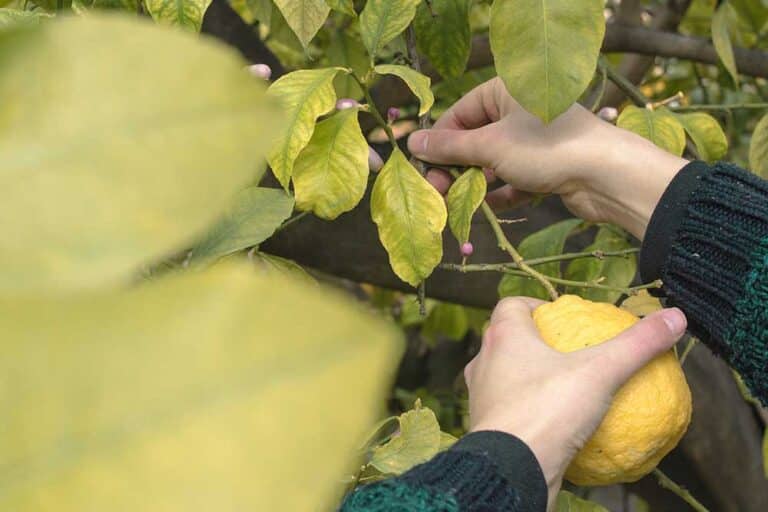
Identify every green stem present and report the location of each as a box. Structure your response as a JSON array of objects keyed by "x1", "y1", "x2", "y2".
[
  {"x1": 670, "y1": 102, "x2": 768, "y2": 112},
  {"x1": 441, "y1": 248, "x2": 639, "y2": 271},
  {"x1": 352, "y1": 72, "x2": 398, "y2": 148},
  {"x1": 653, "y1": 469, "x2": 710, "y2": 512},
  {"x1": 679, "y1": 337, "x2": 699, "y2": 365},
  {"x1": 480, "y1": 202, "x2": 560, "y2": 300},
  {"x1": 599, "y1": 58, "x2": 649, "y2": 108}
]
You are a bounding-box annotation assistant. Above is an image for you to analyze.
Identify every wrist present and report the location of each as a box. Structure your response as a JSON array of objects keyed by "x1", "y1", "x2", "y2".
[{"x1": 578, "y1": 123, "x2": 687, "y2": 240}]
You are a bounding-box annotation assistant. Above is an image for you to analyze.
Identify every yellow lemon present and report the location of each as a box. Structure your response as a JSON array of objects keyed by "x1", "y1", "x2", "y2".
[{"x1": 533, "y1": 295, "x2": 692, "y2": 486}]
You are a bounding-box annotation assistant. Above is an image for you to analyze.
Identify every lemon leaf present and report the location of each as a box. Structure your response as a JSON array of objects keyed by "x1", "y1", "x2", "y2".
[
  {"x1": 266, "y1": 67, "x2": 343, "y2": 189},
  {"x1": 439, "y1": 431, "x2": 458, "y2": 451},
  {"x1": 621, "y1": 290, "x2": 663, "y2": 318},
  {"x1": 0, "y1": 8, "x2": 51, "y2": 28},
  {"x1": 617, "y1": 106, "x2": 686, "y2": 156},
  {"x1": 712, "y1": 2, "x2": 740, "y2": 86},
  {"x1": 228, "y1": 0, "x2": 271, "y2": 24},
  {"x1": 0, "y1": 15, "x2": 279, "y2": 294},
  {"x1": 446, "y1": 167, "x2": 486, "y2": 245},
  {"x1": 555, "y1": 490, "x2": 609, "y2": 512},
  {"x1": 371, "y1": 148, "x2": 447, "y2": 287},
  {"x1": 251, "y1": 251, "x2": 316, "y2": 284},
  {"x1": 325, "y1": 0, "x2": 355, "y2": 16},
  {"x1": 421, "y1": 302, "x2": 469, "y2": 344},
  {"x1": 677, "y1": 112, "x2": 728, "y2": 162},
  {"x1": 0, "y1": 263, "x2": 402, "y2": 511},
  {"x1": 359, "y1": 0, "x2": 420, "y2": 61},
  {"x1": 273, "y1": 0, "x2": 330, "y2": 49},
  {"x1": 189, "y1": 187, "x2": 295, "y2": 265},
  {"x1": 370, "y1": 404, "x2": 442, "y2": 474},
  {"x1": 750, "y1": 113, "x2": 768, "y2": 179},
  {"x1": 490, "y1": 0, "x2": 605, "y2": 123},
  {"x1": 325, "y1": 30, "x2": 369, "y2": 99},
  {"x1": 145, "y1": 0, "x2": 212, "y2": 31},
  {"x1": 374, "y1": 64, "x2": 434, "y2": 116},
  {"x1": 293, "y1": 109, "x2": 369, "y2": 219},
  {"x1": 565, "y1": 227, "x2": 637, "y2": 304},
  {"x1": 498, "y1": 219, "x2": 582, "y2": 300},
  {"x1": 413, "y1": 0, "x2": 471, "y2": 79}
]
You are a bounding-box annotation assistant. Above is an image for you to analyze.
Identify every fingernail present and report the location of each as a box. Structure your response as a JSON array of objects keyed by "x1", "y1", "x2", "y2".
[
  {"x1": 408, "y1": 131, "x2": 427, "y2": 155},
  {"x1": 661, "y1": 308, "x2": 686, "y2": 335}
]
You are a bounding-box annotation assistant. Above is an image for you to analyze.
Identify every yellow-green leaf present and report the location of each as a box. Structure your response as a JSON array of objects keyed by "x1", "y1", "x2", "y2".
[
  {"x1": 498, "y1": 219, "x2": 581, "y2": 300},
  {"x1": 0, "y1": 263, "x2": 402, "y2": 511},
  {"x1": 326, "y1": 0, "x2": 354, "y2": 16},
  {"x1": 490, "y1": 0, "x2": 605, "y2": 123},
  {"x1": 228, "y1": 0, "x2": 271, "y2": 24},
  {"x1": 439, "y1": 431, "x2": 458, "y2": 451},
  {"x1": 189, "y1": 187, "x2": 295, "y2": 265},
  {"x1": 677, "y1": 112, "x2": 728, "y2": 162},
  {"x1": 0, "y1": 15, "x2": 280, "y2": 294},
  {"x1": 251, "y1": 251, "x2": 316, "y2": 284},
  {"x1": 414, "y1": 0, "x2": 471, "y2": 79},
  {"x1": 565, "y1": 226, "x2": 637, "y2": 304},
  {"x1": 293, "y1": 108, "x2": 369, "y2": 219},
  {"x1": 556, "y1": 490, "x2": 610, "y2": 512},
  {"x1": 273, "y1": 0, "x2": 330, "y2": 49},
  {"x1": 712, "y1": 2, "x2": 740, "y2": 86},
  {"x1": 145, "y1": 0, "x2": 212, "y2": 31},
  {"x1": 617, "y1": 106, "x2": 686, "y2": 156},
  {"x1": 446, "y1": 167, "x2": 486, "y2": 245},
  {"x1": 621, "y1": 290, "x2": 663, "y2": 317},
  {"x1": 421, "y1": 302, "x2": 469, "y2": 343},
  {"x1": 0, "y1": 7, "x2": 51, "y2": 28},
  {"x1": 370, "y1": 403, "x2": 441, "y2": 474},
  {"x1": 374, "y1": 64, "x2": 434, "y2": 116},
  {"x1": 371, "y1": 148, "x2": 447, "y2": 287},
  {"x1": 750, "y1": 113, "x2": 768, "y2": 178},
  {"x1": 359, "y1": 0, "x2": 420, "y2": 61},
  {"x1": 266, "y1": 67, "x2": 343, "y2": 189}
]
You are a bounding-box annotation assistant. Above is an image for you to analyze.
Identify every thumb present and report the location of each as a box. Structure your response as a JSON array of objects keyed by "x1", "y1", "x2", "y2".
[
  {"x1": 587, "y1": 308, "x2": 687, "y2": 389},
  {"x1": 407, "y1": 126, "x2": 498, "y2": 168}
]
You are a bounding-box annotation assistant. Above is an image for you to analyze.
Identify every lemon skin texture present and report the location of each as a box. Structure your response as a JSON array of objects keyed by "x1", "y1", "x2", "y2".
[{"x1": 533, "y1": 295, "x2": 692, "y2": 486}]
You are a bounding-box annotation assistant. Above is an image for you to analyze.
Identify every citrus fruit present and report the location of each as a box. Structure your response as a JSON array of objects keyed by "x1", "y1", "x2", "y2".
[{"x1": 533, "y1": 295, "x2": 692, "y2": 485}]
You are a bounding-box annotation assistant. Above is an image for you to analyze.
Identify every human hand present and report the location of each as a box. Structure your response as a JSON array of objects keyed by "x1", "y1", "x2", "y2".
[
  {"x1": 464, "y1": 297, "x2": 687, "y2": 508},
  {"x1": 407, "y1": 78, "x2": 688, "y2": 239}
]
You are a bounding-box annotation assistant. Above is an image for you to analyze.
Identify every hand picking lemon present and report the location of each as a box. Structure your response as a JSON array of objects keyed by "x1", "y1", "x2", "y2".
[{"x1": 533, "y1": 295, "x2": 692, "y2": 486}]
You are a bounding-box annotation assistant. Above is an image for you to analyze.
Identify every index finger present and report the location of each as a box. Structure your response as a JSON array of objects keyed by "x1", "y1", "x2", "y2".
[{"x1": 433, "y1": 78, "x2": 502, "y2": 130}]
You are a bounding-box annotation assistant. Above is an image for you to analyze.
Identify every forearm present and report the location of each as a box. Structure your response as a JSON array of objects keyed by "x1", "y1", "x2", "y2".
[{"x1": 340, "y1": 431, "x2": 548, "y2": 512}]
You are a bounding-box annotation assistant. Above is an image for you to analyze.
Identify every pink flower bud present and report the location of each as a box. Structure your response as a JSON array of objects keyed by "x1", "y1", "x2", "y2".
[
  {"x1": 368, "y1": 147, "x2": 384, "y2": 172},
  {"x1": 248, "y1": 64, "x2": 272, "y2": 80},
  {"x1": 597, "y1": 107, "x2": 618, "y2": 122},
  {"x1": 387, "y1": 107, "x2": 401, "y2": 122},
  {"x1": 336, "y1": 98, "x2": 359, "y2": 110},
  {"x1": 460, "y1": 242, "x2": 474, "y2": 257}
]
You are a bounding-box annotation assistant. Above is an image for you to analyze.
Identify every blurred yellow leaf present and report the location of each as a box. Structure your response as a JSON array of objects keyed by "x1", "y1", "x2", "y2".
[
  {"x1": 0, "y1": 263, "x2": 402, "y2": 511},
  {"x1": 370, "y1": 401, "x2": 442, "y2": 474}
]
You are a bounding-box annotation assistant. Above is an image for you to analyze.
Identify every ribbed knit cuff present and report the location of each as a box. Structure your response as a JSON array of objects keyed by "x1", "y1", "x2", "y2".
[
  {"x1": 399, "y1": 431, "x2": 547, "y2": 512},
  {"x1": 640, "y1": 161, "x2": 768, "y2": 369}
]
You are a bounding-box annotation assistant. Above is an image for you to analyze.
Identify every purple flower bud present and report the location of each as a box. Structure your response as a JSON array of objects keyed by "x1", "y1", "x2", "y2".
[
  {"x1": 387, "y1": 107, "x2": 401, "y2": 122},
  {"x1": 460, "y1": 242, "x2": 474, "y2": 257},
  {"x1": 248, "y1": 64, "x2": 272, "y2": 80},
  {"x1": 597, "y1": 107, "x2": 618, "y2": 123},
  {"x1": 336, "y1": 98, "x2": 360, "y2": 110},
  {"x1": 368, "y1": 147, "x2": 384, "y2": 172}
]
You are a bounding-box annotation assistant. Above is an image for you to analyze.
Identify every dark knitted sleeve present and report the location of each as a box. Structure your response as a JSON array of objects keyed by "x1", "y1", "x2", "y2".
[
  {"x1": 639, "y1": 161, "x2": 768, "y2": 405},
  {"x1": 339, "y1": 431, "x2": 548, "y2": 512}
]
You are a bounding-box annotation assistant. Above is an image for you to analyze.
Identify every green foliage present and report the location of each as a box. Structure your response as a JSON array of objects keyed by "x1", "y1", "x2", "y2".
[
  {"x1": 0, "y1": 8, "x2": 51, "y2": 28},
  {"x1": 555, "y1": 490, "x2": 609, "y2": 512},
  {"x1": 326, "y1": 0, "x2": 355, "y2": 16},
  {"x1": 325, "y1": 30, "x2": 370, "y2": 99},
  {"x1": 446, "y1": 167, "x2": 486, "y2": 246},
  {"x1": 228, "y1": 0, "x2": 271, "y2": 24},
  {"x1": 370, "y1": 401, "x2": 444, "y2": 474},
  {"x1": 677, "y1": 112, "x2": 729, "y2": 162},
  {"x1": 359, "y1": 0, "x2": 420, "y2": 61},
  {"x1": 273, "y1": 0, "x2": 330, "y2": 50},
  {"x1": 374, "y1": 64, "x2": 434, "y2": 116},
  {"x1": 414, "y1": 0, "x2": 471, "y2": 79},
  {"x1": 490, "y1": 0, "x2": 605, "y2": 122},
  {"x1": 189, "y1": 187, "x2": 295, "y2": 265},
  {"x1": 712, "y1": 1, "x2": 740, "y2": 87},
  {"x1": 293, "y1": 108, "x2": 369, "y2": 219},
  {"x1": 422, "y1": 302, "x2": 469, "y2": 344},
  {"x1": 266, "y1": 67, "x2": 343, "y2": 188},
  {"x1": 252, "y1": 251, "x2": 317, "y2": 284},
  {"x1": 617, "y1": 106, "x2": 686, "y2": 156},
  {"x1": 565, "y1": 227, "x2": 637, "y2": 304},
  {"x1": 371, "y1": 148, "x2": 447, "y2": 287},
  {"x1": 750, "y1": 114, "x2": 768, "y2": 178},
  {"x1": 0, "y1": 14, "x2": 279, "y2": 294},
  {"x1": 0, "y1": 264, "x2": 401, "y2": 511},
  {"x1": 498, "y1": 219, "x2": 582, "y2": 300},
  {"x1": 145, "y1": 0, "x2": 212, "y2": 31}
]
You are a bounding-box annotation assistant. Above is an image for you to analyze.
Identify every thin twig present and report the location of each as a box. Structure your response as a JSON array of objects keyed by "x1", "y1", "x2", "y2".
[
  {"x1": 440, "y1": 248, "x2": 639, "y2": 271},
  {"x1": 590, "y1": 62, "x2": 609, "y2": 112},
  {"x1": 670, "y1": 102, "x2": 768, "y2": 112},
  {"x1": 653, "y1": 468, "x2": 710, "y2": 512},
  {"x1": 485, "y1": 267, "x2": 661, "y2": 295},
  {"x1": 598, "y1": 58, "x2": 650, "y2": 108},
  {"x1": 679, "y1": 337, "x2": 699, "y2": 365},
  {"x1": 351, "y1": 72, "x2": 398, "y2": 148}
]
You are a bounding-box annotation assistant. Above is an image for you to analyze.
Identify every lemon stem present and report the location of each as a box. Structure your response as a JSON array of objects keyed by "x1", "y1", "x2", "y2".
[{"x1": 653, "y1": 468, "x2": 710, "y2": 512}]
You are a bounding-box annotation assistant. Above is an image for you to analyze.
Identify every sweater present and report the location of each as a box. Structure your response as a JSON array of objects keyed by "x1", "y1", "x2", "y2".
[{"x1": 340, "y1": 161, "x2": 768, "y2": 512}]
